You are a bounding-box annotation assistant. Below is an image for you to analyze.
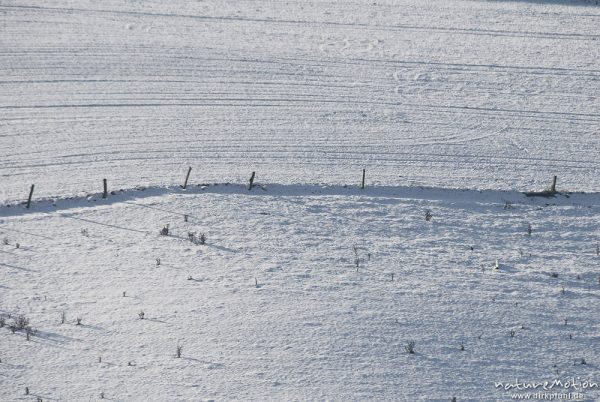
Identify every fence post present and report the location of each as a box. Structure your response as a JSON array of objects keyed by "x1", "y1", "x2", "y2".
[
  {"x1": 248, "y1": 172, "x2": 255, "y2": 190},
  {"x1": 361, "y1": 168, "x2": 366, "y2": 189},
  {"x1": 26, "y1": 184, "x2": 34, "y2": 209},
  {"x1": 550, "y1": 175, "x2": 557, "y2": 193},
  {"x1": 103, "y1": 179, "x2": 107, "y2": 199},
  {"x1": 183, "y1": 167, "x2": 192, "y2": 189}
]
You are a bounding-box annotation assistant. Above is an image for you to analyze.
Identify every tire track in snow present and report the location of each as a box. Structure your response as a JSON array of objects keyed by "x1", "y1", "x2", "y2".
[{"x1": 2, "y1": 4, "x2": 600, "y2": 41}]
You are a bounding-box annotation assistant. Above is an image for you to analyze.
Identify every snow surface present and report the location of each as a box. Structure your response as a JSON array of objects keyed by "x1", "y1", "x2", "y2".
[
  {"x1": 2, "y1": 184, "x2": 600, "y2": 401},
  {"x1": 2, "y1": 0, "x2": 600, "y2": 401},
  {"x1": 1, "y1": 0, "x2": 600, "y2": 202}
]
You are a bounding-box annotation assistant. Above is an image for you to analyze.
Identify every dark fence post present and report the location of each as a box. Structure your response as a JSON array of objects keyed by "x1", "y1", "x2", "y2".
[
  {"x1": 26, "y1": 184, "x2": 34, "y2": 209},
  {"x1": 183, "y1": 167, "x2": 192, "y2": 189},
  {"x1": 248, "y1": 172, "x2": 255, "y2": 190},
  {"x1": 361, "y1": 168, "x2": 366, "y2": 189},
  {"x1": 103, "y1": 179, "x2": 107, "y2": 199}
]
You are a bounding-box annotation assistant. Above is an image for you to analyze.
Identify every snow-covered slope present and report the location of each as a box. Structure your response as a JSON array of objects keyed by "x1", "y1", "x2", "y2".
[
  {"x1": 2, "y1": 0, "x2": 600, "y2": 401},
  {"x1": 1, "y1": 185, "x2": 600, "y2": 401},
  {"x1": 1, "y1": 0, "x2": 600, "y2": 202}
]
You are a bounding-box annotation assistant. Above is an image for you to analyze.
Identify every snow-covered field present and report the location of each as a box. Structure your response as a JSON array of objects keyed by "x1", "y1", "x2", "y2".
[
  {"x1": 2, "y1": 0, "x2": 600, "y2": 401},
  {"x1": 1, "y1": 185, "x2": 600, "y2": 401},
  {"x1": 1, "y1": 0, "x2": 600, "y2": 202}
]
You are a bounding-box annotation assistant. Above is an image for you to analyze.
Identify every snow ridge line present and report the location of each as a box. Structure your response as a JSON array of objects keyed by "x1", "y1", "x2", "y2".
[{"x1": 1, "y1": 183, "x2": 599, "y2": 218}]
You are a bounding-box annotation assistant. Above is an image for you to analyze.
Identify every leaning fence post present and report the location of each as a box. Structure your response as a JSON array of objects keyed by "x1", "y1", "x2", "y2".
[
  {"x1": 26, "y1": 184, "x2": 34, "y2": 209},
  {"x1": 182, "y1": 167, "x2": 192, "y2": 189},
  {"x1": 361, "y1": 168, "x2": 366, "y2": 189},
  {"x1": 248, "y1": 171, "x2": 255, "y2": 190},
  {"x1": 550, "y1": 175, "x2": 557, "y2": 193},
  {"x1": 103, "y1": 179, "x2": 107, "y2": 199}
]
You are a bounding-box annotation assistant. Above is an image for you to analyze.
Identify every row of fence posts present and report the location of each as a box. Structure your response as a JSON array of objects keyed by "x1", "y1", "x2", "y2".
[
  {"x1": 22, "y1": 167, "x2": 369, "y2": 209},
  {"x1": 20, "y1": 169, "x2": 558, "y2": 209}
]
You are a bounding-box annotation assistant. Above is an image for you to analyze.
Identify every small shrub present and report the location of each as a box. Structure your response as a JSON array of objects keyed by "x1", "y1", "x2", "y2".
[
  {"x1": 3, "y1": 237, "x2": 8, "y2": 245},
  {"x1": 156, "y1": 258, "x2": 161, "y2": 266},
  {"x1": 15, "y1": 242, "x2": 20, "y2": 249},
  {"x1": 550, "y1": 272, "x2": 559, "y2": 278},
  {"x1": 405, "y1": 340, "x2": 416, "y2": 354},
  {"x1": 352, "y1": 245, "x2": 360, "y2": 268},
  {"x1": 138, "y1": 311, "x2": 145, "y2": 320},
  {"x1": 159, "y1": 225, "x2": 169, "y2": 236},
  {"x1": 425, "y1": 210, "x2": 432, "y2": 221},
  {"x1": 13, "y1": 314, "x2": 29, "y2": 330},
  {"x1": 0, "y1": 316, "x2": 5, "y2": 327},
  {"x1": 460, "y1": 342, "x2": 465, "y2": 351},
  {"x1": 81, "y1": 228, "x2": 89, "y2": 237},
  {"x1": 510, "y1": 330, "x2": 516, "y2": 338},
  {"x1": 199, "y1": 233, "x2": 206, "y2": 245},
  {"x1": 176, "y1": 344, "x2": 183, "y2": 358},
  {"x1": 76, "y1": 317, "x2": 82, "y2": 325}
]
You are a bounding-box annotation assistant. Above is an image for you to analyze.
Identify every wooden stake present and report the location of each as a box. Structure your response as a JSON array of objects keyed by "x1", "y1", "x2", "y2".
[
  {"x1": 550, "y1": 175, "x2": 557, "y2": 193},
  {"x1": 361, "y1": 168, "x2": 366, "y2": 189},
  {"x1": 102, "y1": 178, "x2": 108, "y2": 199},
  {"x1": 183, "y1": 167, "x2": 192, "y2": 189},
  {"x1": 248, "y1": 171, "x2": 256, "y2": 190},
  {"x1": 26, "y1": 184, "x2": 34, "y2": 209},
  {"x1": 391, "y1": 273, "x2": 394, "y2": 281}
]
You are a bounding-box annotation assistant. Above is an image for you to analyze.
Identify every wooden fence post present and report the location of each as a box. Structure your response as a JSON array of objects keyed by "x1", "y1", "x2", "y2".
[
  {"x1": 248, "y1": 172, "x2": 255, "y2": 190},
  {"x1": 26, "y1": 184, "x2": 34, "y2": 209},
  {"x1": 103, "y1": 179, "x2": 107, "y2": 199},
  {"x1": 183, "y1": 167, "x2": 192, "y2": 189},
  {"x1": 550, "y1": 175, "x2": 557, "y2": 193},
  {"x1": 361, "y1": 168, "x2": 366, "y2": 189}
]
